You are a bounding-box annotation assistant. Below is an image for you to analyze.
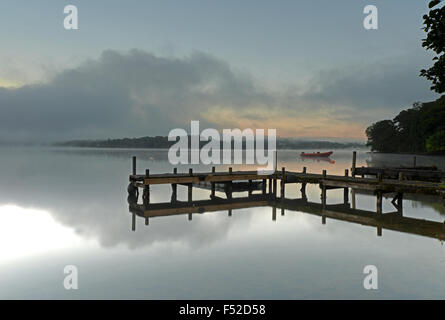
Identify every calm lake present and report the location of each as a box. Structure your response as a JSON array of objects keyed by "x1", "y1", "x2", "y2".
[{"x1": 1, "y1": 147, "x2": 445, "y2": 299}]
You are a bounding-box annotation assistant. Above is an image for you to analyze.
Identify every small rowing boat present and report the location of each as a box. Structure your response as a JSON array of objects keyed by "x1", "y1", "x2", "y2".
[{"x1": 300, "y1": 151, "x2": 333, "y2": 157}]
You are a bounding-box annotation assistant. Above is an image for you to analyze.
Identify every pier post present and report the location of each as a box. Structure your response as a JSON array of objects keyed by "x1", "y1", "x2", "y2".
[
  {"x1": 397, "y1": 192, "x2": 403, "y2": 215},
  {"x1": 301, "y1": 167, "x2": 307, "y2": 198},
  {"x1": 228, "y1": 209, "x2": 232, "y2": 217},
  {"x1": 268, "y1": 178, "x2": 272, "y2": 194},
  {"x1": 211, "y1": 167, "x2": 216, "y2": 197},
  {"x1": 322, "y1": 170, "x2": 327, "y2": 178},
  {"x1": 272, "y1": 206, "x2": 276, "y2": 221},
  {"x1": 351, "y1": 189, "x2": 356, "y2": 209},
  {"x1": 227, "y1": 167, "x2": 233, "y2": 199},
  {"x1": 321, "y1": 186, "x2": 326, "y2": 209},
  {"x1": 301, "y1": 183, "x2": 307, "y2": 199},
  {"x1": 171, "y1": 168, "x2": 177, "y2": 202},
  {"x1": 188, "y1": 213, "x2": 192, "y2": 221},
  {"x1": 351, "y1": 151, "x2": 356, "y2": 177},
  {"x1": 273, "y1": 176, "x2": 277, "y2": 197},
  {"x1": 280, "y1": 167, "x2": 285, "y2": 198},
  {"x1": 322, "y1": 216, "x2": 326, "y2": 225},
  {"x1": 376, "y1": 191, "x2": 383, "y2": 214},
  {"x1": 132, "y1": 156, "x2": 136, "y2": 175},
  {"x1": 188, "y1": 168, "x2": 193, "y2": 202},
  {"x1": 248, "y1": 180, "x2": 253, "y2": 197},
  {"x1": 145, "y1": 217, "x2": 149, "y2": 226},
  {"x1": 143, "y1": 169, "x2": 150, "y2": 205},
  {"x1": 262, "y1": 179, "x2": 267, "y2": 194},
  {"x1": 343, "y1": 169, "x2": 349, "y2": 204},
  {"x1": 132, "y1": 213, "x2": 136, "y2": 231}
]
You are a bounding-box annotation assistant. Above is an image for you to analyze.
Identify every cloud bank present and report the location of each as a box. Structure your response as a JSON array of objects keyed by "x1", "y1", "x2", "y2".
[{"x1": 0, "y1": 49, "x2": 438, "y2": 142}]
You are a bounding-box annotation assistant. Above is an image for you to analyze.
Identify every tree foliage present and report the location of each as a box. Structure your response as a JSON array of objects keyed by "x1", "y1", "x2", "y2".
[
  {"x1": 366, "y1": 96, "x2": 445, "y2": 153},
  {"x1": 420, "y1": 0, "x2": 445, "y2": 94}
]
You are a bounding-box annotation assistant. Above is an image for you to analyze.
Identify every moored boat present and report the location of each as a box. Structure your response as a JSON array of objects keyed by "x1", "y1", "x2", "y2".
[{"x1": 300, "y1": 151, "x2": 333, "y2": 157}]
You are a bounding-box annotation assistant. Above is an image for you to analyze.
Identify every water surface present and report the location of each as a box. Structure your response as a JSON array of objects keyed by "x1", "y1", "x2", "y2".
[{"x1": 1, "y1": 147, "x2": 445, "y2": 299}]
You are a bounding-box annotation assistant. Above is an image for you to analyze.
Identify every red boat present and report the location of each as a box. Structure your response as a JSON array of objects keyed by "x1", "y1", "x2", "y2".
[{"x1": 300, "y1": 151, "x2": 333, "y2": 157}]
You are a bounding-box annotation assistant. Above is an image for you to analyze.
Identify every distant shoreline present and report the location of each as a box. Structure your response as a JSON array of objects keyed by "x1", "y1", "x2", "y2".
[{"x1": 51, "y1": 135, "x2": 365, "y2": 150}]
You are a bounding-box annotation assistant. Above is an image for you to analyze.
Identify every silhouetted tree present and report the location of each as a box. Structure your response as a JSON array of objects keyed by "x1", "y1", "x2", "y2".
[{"x1": 420, "y1": 0, "x2": 445, "y2": 94}]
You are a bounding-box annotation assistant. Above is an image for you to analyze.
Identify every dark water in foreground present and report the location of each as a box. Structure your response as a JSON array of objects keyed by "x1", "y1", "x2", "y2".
[{"x1": 1, "y1": 147, "x2": 445, "y2": 299}]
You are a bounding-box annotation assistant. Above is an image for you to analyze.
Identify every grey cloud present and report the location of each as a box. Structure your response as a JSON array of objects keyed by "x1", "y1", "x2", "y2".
[{"x1": 0, "y1": 49, "x2": 438, "y2": 142}]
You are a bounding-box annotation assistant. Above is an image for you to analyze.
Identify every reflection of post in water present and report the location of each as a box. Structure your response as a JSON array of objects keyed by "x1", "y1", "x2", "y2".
[{"x1": 127, "y1": 190, "x2": 445, "y2": 241}]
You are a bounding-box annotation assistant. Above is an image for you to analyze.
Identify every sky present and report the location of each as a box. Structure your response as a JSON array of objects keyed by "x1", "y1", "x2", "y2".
[{"x1": 0, "y1": 0, "x2": 441, "y2": 142}]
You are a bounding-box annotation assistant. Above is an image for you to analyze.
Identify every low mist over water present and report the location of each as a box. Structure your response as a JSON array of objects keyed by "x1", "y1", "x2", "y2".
[{"x1": 1, "y1": 147, "x2": 445, "y2": 299}]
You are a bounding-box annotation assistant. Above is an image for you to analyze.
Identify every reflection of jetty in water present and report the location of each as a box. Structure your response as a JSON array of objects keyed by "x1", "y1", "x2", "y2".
[{"x1": 128, "y1": 187, "x2": 445, "y2": 242}]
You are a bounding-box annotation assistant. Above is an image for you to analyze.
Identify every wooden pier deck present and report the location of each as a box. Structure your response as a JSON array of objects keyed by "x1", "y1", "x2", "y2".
[{"x1": 127, "y1": 153, "x2": 445, "y2": 215}]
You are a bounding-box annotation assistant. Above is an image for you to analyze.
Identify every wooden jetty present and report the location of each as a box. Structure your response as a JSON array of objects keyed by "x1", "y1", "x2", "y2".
[{"x1": 128, "y1": 152, "x2": 445, "y2": 215}]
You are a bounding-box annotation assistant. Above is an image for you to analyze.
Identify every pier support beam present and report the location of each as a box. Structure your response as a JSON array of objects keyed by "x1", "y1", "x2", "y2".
[
  {"x1": 132, "y1": 156, "x2": 136, "y2": 175},
  {"x1": 143, "y1": 169, "x2": 150, "y2": 205},
  {"x1": 188, "y1": 168, "x2": 193, "y2": 202},
  {"x1": 273, "y1": 177, "x2": 277, "y2": 197},
  {"x1": 301, "y1": 183, "x2": 307, "y2": 199},
  {"x1": 376, "y1": 191, "x2": 383, "y2": 214},
  {"x1": 343, "y1": 169, "x2": 349, "y2": 204},
  {"x1": 351, "y1": 151, "x2": 356, "y2": 177},
  {"x1": 171, "y1": 168, "x2": 177, "y2": 202},
  {"x1": 272, "y1": 206, "x2": 276, "y2": 221},
  {"x1": 351, "y1": 189, "x2": 356, "y2": 209},
  {"x1": 211, "y1": 167, "x2": 216, "y2": 197},
  {"x1": 280, "y1": 167, "x2": 285, "y2": 198}
]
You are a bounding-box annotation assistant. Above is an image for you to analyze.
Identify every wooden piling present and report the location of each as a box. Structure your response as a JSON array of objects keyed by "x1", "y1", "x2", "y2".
[
  {"x1": 172, "y1": 168, "x2": 177, "y2": 201},
  {"x1": 228, "y1": 209, "x2": 232, "y2": 217},
  {"x1": 376, "y1": 191, "x2": 383, "y2": 214},
  {"x1": 132, "y1": 213, "x2": 136, "y2": 231},
  {"x1": 211, "y1": 167, "x2": 216, "y2": 197},
  {"x1": 143, "y1": 169, "x2": 150, "y2": 204},
  {"x1": 351, "y1": 189, "x2": 356, "y2": 209},
  {"x1": 352, "y1": 151, "x2": 357, "y2": 177},
  {"x1": 397, "y1": 193, "x2": 403, "y2": 214},
  {"x1": 280, "y1": 167, "x2": 285, "y2": 198},
  {"x1": 272, "y1": 206, "x2": 276, "y2": 221},
  {"x1": 188, "y1": 168, "x2": 193, "y2": 202},
  {"x1": 132, "y1": 156, "x2": 137, "y2": 175},
  {"x1": 321, "y1": 186, "x2": 327, "y2": 209}
]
